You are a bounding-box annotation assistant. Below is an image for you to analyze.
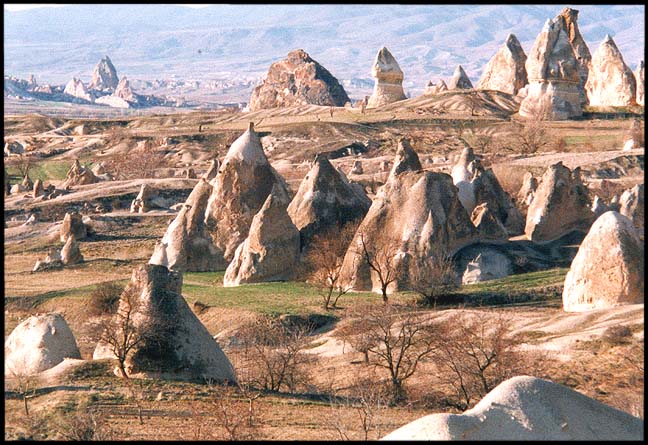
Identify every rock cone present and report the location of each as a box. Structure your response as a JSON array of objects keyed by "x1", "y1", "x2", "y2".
[
  {"x1": 88, "y1": 55, "x2": 119, "y2": 91},
  {"x1": 60, "y1": 212, "x2": 87, "y2": 242},
  {"x1": 64, "y1": 77, "x2": 92, "y2": 102},
  {"x1": 424, "y1": 79, "x2": 448, "y2": 95},
  {"x1": 585, "y1": 35, "x2": 637, "y2": 106},
  {"x1": 61, "y1": 236, "x2": 83, "y2": 265},
  {"x1": 558, "y1": 7, "x2": 592, "y2": 105},
  {"x1": 62, "y1": 159, "x2": 98, "y2": 188},
  {"x1": 367, "y1": 47, "x2": 407, "y2": 108},
  {"x1": 448, "y1": 65, "x2": 473, "y2": 89},
  {"x1": 619, "y1": 183, "x2": 644, "y2": 238},
  {"x1": 477, "y1": 34, "x2": 528, "y2": 95}
]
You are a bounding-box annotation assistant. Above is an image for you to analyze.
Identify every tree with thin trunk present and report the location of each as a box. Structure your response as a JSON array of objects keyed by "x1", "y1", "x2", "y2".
[
  {"x1": 357, "y1": 232, "x2": 402, "y2": 304},
  {"x1": 410, "y1": 253, "x2": 459, "y2": 309}
]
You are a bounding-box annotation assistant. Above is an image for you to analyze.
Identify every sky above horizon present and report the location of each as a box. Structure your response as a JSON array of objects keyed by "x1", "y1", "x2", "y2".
[{"x1": 4, "y1": 3, "x2": 212, "y2": 11}]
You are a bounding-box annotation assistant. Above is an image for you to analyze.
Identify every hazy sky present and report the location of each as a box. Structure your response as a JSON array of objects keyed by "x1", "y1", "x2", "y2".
[{"x1": 4, "y1": 4, "x2": 212, "y2": 11}]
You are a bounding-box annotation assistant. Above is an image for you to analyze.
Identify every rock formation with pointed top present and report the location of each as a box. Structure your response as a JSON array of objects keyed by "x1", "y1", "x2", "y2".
[
  {"x1": 591, "y1": 195, "x2": 608, "y2": 218},
  {"x1": 88, "y1": 55, "x2": 119, "y2": 91},
  {"x1": 93, "y1": 264, "x2": 237, "y2": 382},
  {"x1": 558, "y1": 7, "x2": 592, "y2": 106},
  {"x1": 448, "y1": 65, "x2": 473, "y2": 89},
  {"x1": 367, "y1": 47, "x2": 407, "y2": 108},
  {"x1": 249, "y1": 49, "x2": 350, "y2": 111},
  {"x1": 223, "y1": 185, "x2": 300, "y2": 286},
  {"x1": 338, "y1": 143, "x2": 477, "y2": 293},
  {"x1": 585, "y1": 35, "x2": 637, "y2": 106},
  {"x1": 562, "y1": 211, "x2": 643, "y2": 312},
  {"x1": 203, "y1": 159, "x2": 220, "y2": 181},
  {"x1": 471, "y1": 202, "x2": 508, "y2": 242},
  {"x1": 130, "y1": 184, "x2": 154, "y2": 213},
  {"x1": 618, "y1": 183, "x2": 644, "y2": 238},
  {"x1": 204, "y1": 122, "x2": 291, "y2": 264},
  {"x1": 64, "y1": 77, "x2": 92, "y2": 102},
  {"x1": 424, "y1": 79, "x2": 448, "y2": 95},
  {"x1": 477, "y1": 34, "x2": 528, "y2": 95},
  {"x1": 114, "y1": 76, "x2": 137, "y2": 103},
  {"x1": 517, "y1": 171, "x2": 537, "y2": 213},
  {"x1": 60, "y1": 212, "x2": 87, "y2": 243},
  {"x1": 287, "y1": 155, "x2": 371, "y2": 246},
  {"x1": 524, "y1": 162, "x2": 594, "y2": 241},
  {"x1": 32, "y1": 179, "x2": 44, "y2": 198},
  {"x1": 635, "y1": 61, "x2": 644, "y2": 106},
  {"x1": 62, "y1": 159, "x2": 99, "y2": 188},
  {"x1": 519, "y1": 16, "x2": 582, "y2": 120},
  {"x1": 5, "y1": 313, "x2": 81, "y2": 376},
  {"x1": 60, "y1": 236, "x2": 83, "y2": 265}
]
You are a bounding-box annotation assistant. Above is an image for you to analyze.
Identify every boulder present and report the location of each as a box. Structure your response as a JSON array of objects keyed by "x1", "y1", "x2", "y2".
[
  {"x1": 618, "y1": 183, "x2": 644, "y2": 238},
  {"x1": 224, "y1": 185, "x2": 300, "y2": 286},
  {"x1": 519, "y1": 16, "x2": 582, "y2": 120},
  {"x1": 350, "y1": 160, "x2": 363, "y2": 175},
  {"x1": 249, "y1": 49, "x2": 350, "y2": 111},
  {"x1": 5, "y1": 313, "x2": 81, "y2": 376},
  {"x1": 32, "y1": 179, "x2": 44, "y2": 198},
  {"x1": 381, "y1": 376, "x2": 643, "y2": 440},
  {"x1": 585, "y1": 35, "x2": 637, "y2": 107},
  {"x1": 562, "y1": 211, "x2": 643, "y2": 312},
  {"x1": 10, "y1": 184, "x2": 25, "y2": 194},
  {"x1": 462, "y1": 249, "x2": 512, "y2": 284},
  {"x1": 558, "y1": 7, "x2": 592, "y2": 106},
  {"x1": 423, "y1": 79, "x2": 448, "y2": 95},
  {"x1": 367, "y1": 47, "x2": 407, "y2": 108},
  {"x1": 62, "y1": 159, "x2": 99, "y2": 188},
  {"x1": 204, "y1": 122, "x2": 291, "y2": 264},
  {"x1": 32, "y1": 247, "x2": 64, "y2": 272},
  {"x1": 88, "y1": 55, "x2": 119, "y2": 91},
  {"x1": 60, "y1": 236, "x2": 83, "y2": 265},
  {"x1": 63, "y1": 77, "x2": 92, "y2": 102},
  {"x1": 635, "y1": 61, "x2": 644, "y2": 106},
  {"x1": 287, "y1": 154, "x2": 371, "y2": 246},
  {"x1": 471, "y1": 203, "x2": 508, "y2": 242},
  {"x1": 477, "y1": 34, "x2": 528, "y2": 95},
  {"x1": 93, "y1": 264, "x2": 237, "y2": 382},
  {"x1": 338, "y1": 142, "x2": 477, "y2": 293},
  {"x1": 4, "y1": 140, "x2": 25, "y2": 156},
  {"x1": 60, "y1": 212, "x2": 87, "y2": 242},
  {"x1": 448, "y1": 65, "x2": 473, "y2": 89},
  {"x1": 525, "y1": 162, "x2": 594, "y2": 242}
]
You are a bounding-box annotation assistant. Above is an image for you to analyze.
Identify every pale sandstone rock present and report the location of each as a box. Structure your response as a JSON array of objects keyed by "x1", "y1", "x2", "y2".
[
  {"x1": 249, "y1": 49, "x2": 350, "y2": 111},
  {"x1": 223, "y1": 186, "x2": 299, "y2": 286},
  {"x1": 525, "y1": 162, "x2": 594, "y2": 242},
  {"x1": 130, "y1": 183, "x2": 154, "y2": 213},
  {"x1": 60, "y1": 212, "x2": 87, "y2": 243},
  {"x1": 517, "y1": 171, "x2": 537, "y2": 212},
  {"x1": 462, "y1": 249, "x2": 512, "y2": 284},
  {"x1": 114, "y1": 76, "x2": 137, "y2": 103},
  {"x1": 635, "y1": 61, "x2": 644, "y2": 106},
  {"x1": 471, "y1": 202, "x2": 508, "y2": 242},
  {"x1": 423, "y1": 79, "x2": 448, "y2": 95},
  {"x1": 350, "y1": 160, "x2": 363, "y2": 175},
  {"x1": 62, "y1": 159, "x2": 99, "y2": 188},
  {"x1": 381, "y1": 376, "x2": 643, "y2": 440},
  {"x1": 448, "y1": 65, "x2": 473, "y2": 90},
  {"x1": 618, "y1": 183, "x2": 644, "y2": 238},
  {"x1": 60, "y1": 236, "x2": 83, "y2": 265},
  {"x1": 22, "y1": 174, "x2": 33, "y2": 190},
  {"x1": 88, "y1": 55, "x2": 119, "y2": 91},
  {"x1": 91, "y1": 162, "x2": 107, "y2": 175},
  {"x1": 5, "y1": 313, "x2": 81, "y2": 376},
  {"x1": 63, "y1": 77, "x2": 92, "y2": 102},
  {"x1": 558, "y1": 7, "x2": 592, "y2": 106},
  {"x1": 367, "y1": 47, "x2": 407, "y2": 108},
  {"x1": 585, "y1": 35, "x2": 637, "y2": 107},
  {"x1": 93, "y1": 264, "x2": 236, "y2": 382},
  {"x1": 591, "y1": 195, "x2": 608, "y2": 218},
  {"x1": 562, "y1": 211, "x2": 643, "y2": 312},
  {"x1": 94, "y1": 95, "x2": 130, "y2": 108},
  {"x1": 477, "y1": 34, "x2": 528, "y2": 95},
  {"x1": 32, "y1": 179, "x2": 44, "y2": 198}
]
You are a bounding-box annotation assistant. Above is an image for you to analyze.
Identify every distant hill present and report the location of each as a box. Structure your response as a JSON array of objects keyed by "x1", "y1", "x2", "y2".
[{"x1": 3, "y1": 4, "x2": 645, "y2": 100}]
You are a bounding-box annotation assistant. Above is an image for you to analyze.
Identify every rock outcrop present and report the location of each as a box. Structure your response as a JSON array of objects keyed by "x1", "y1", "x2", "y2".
[
  {"x1": 287, "y1": 154, "x2": 371, "y2": 246},
  {"x1": 60, "y1": 212, "x2": 87, "y2": 242},
  {"x1": 5, "y1": 313, "x2": 81, "y2": 376},
  {"x1": 525, "y1": 162, "x2": 594, "y2": 242},
  {"x1": 585, "y1": 35, "x2": 637, "y2": 107},
  {"x1": 381, "y1": 376, "x2": 643, "y2": 440},
  {"x1": 114, "y1": 76, "x2": 137, "y2": 103},
  {"x1": 591, "y1": 195, "x2": 608, "y2": 218},
  {"x1": 94, "y1": 95, "x2": 131, "y2": 108},
  {"x1": 461, "y1": 248, "x2": 512, "y2": 284},
  {"x1": 63, "y1": 77, "x2": 92, "y2": 102},
  {"x1": 204, "y1": 123, "x2": 290, "y2": 265},
  {"x1": 635, "y1": 61, "x2": 644, "y2": 106},
  {"x1": 519, "y1": 16, "x2": 582, "y2": 120},
  {"x1": 423, "y1": 79, "x2": 448, "y2": 95},
  {"x1": 562, "y1": 211, "x2": 643, "y2": 312},
  {"x1": 448, "y1": 65, "x2": 473, "y2": 89},
  {"x1": 62, "y1": 159, "x2": 99, "y2": 188},
  {"x1": 88, "y1": 55, "x2": 119, "y2": 91},
  {"x1": 248, "y1": 49, "x2": 350, "y2": 111},
  {"x1": 619, "y1": 183, "x2": 644, "y2": 238},
  {"x1": 558, "y1": 7, "x2": 592, "y2": 105},
  {"x1": 471, "y1": 203, "x2": 508, "y2": 242},
  {"x1": 60, "y1": 236, "x2": 83, "y2": 265},
  {"x1": 366, "y1": 47, "x2": 407, "y2": 108},
  {"x1": 223, "y1": 186, "x2": 300, "y2": 286},
  {"x1": 350, "y1": 160, "x2": 363, "y2": 175},
  {"x1": 517, "y1": 171, "x2": 537, "y2": 212},
  {"x1": 477, "y1": 34, "x2": 528, "y2": 95},
  {"x1": 338, "y1": 142, "x2": 477, "y2": 293},
  {"x1": 93, "y1": 264, "x2": 236, "y2": 382},
  {"x1": 130, "y1": 184, "x2": 156, "y2": 213},
  {"x1": 32, "y1": 179, "x2": 44, "y2": 198}
]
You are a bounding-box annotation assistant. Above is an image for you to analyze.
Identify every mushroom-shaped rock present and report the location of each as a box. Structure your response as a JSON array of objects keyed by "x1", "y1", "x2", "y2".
[
  {"x1": 60, "y1": 212, "x2": 87, "y2": 242},
  {"x1": 562, "y1": 211, "x2": 643, "y2": 312},
  {"x1": 204, "y1": 122, "x2": 291, "y2": 263},
  {"x1": 5, "y1": 313, "x2": 81, "y2": 376},
  {"x1": 524, "y1": 162, "x2": 594, "y2": 242},
  {"x1": 88, "y1": 55, "x2": 119, "y2": 91},
  {"x1": 339, "y1": 145, "x2": 477, "y2": 293},
  {"x1": 477, "y1": 34, "x2": 528, "y2": 95},
  {"x1": 635, "y1": 61, "x2": 644, "y2": 106},
  {"x1": 423, "y1": 79, "x2": 448, "y2": 95},
  {"x1": 585, "y1": 35, "x2": 637, "y2": 107},
  {"x1": 381, "y1": 375, "x2": 643, "y2": 440},
  {"x1": 249, "y1": 49, "x2": 350, "y2": 111},
  {"x1": 287, "y1": 155, "x2": 370, "y2": 246},
  {"x1": 62, "y1": 159, "x2": 98, "y2": 188},
  {"x1": 367, "y1": 47, "x2": 407, "y2": 108},
  {"x1": 558, "y1": 7, "x2": 592, "y2": 105},
  {"x1": 93, "y1": 264, "x2": 236, "y2": 382},
  {"x1": 61, "y1": 236, "x2": 83, "y2": 265},
  {"x1": 448, "y1": 65, "x2": 473, "y2": 90},
  {"x1": 618, "y1": 183, "x2": 644, "y2": 238},
  {"x1": 224, "y1": 186, "x2": 299, "y2": 286},
  {"x1": 471, "y1": 202, "x2": 508, "y2": 242},
  {"x1": 519, "y1": 16, "x2": 582, "y2": 120},
  {"x1": 149, "y1": 179, "x2": 224, "y2": 271}
]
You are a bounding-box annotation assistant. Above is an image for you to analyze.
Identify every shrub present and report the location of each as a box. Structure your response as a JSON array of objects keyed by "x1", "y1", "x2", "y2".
[
  {"x1": 602, "y1": 325, "x2": 633, "y2": 345},
  {"x1": 88, "y1": 281, "x2": 124, "y2": 316}
]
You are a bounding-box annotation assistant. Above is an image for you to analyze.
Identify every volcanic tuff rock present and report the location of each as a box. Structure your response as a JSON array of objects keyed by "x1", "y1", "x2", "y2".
[
  {"x1": 204, "y1": 123, "x2": 290, "y2": 264},
  {"x1": 517, "y1": 171, "x2": 537, "y2": 212},
  {"x1": 461, "y1": 248, "x2": 512, "y2": 284},
  {"x1": 471, "y1": 203, "x2": 508, "y2": 242},
  {"x1": 524, "y1": 162, "x2": 594, "y2": 242},
  {"x1": 338, "y1": 142, "x2": 477, "y2": 293},
  {"x1": 5, "y1": 313, "x2": 81, "y2": 376},
  {"x1": 423, "y1": 79, "x2": 448, "y2": 95},
  {"x1": 519, "y1": 16, "x2": 582, "y2": 120},
  {"x1": 60, "y1": 212, "x2": 87, "y2": 243},
  {"x1": 287, "y1": 154, "x2": 371, "y2": 246},
  {"x1": 63, "y1": 77, "x2": 92, "y2": 102},
  {"x1": 60, "y1": 236, "x2": 83, "y2": 265},
  {"x1": 367, "y1": 47, "x2": 407, "y2": 108},
  {"x1": 224, "y1": 185, "x2": 300, "y2": 286},
  {"x1": 591, "y1": 195, "x2": 608, "y2": 218},
  {"x1": 94, "y1": 95, "x2": 131, "y2": 108},
  {"x1": 88, "y1": 55, "x2": 119, "y2": 91},
  {"x1": 448, "y1": 65, "x2": 473, "y2": 89},
  {"x1": 94, "y1": 264, "x2": 236, "y2": 382},
  {"x1": 635, "y1": 61, "x2": 644, "y2": 106},
  {"x1": 562, "y1": 211, "x2": 643, "y2": 312},
  {"x1": 32, "y1": 179, "x2": 44, "y2": 198},
  {"x1": 558, "y1": 7, "x2": 592, "y2": 105},
  {"x1": 381, "y1": 376, "x2": 643, "y2": 440},
  {"x1": 585, "y1": 35, "x2": 637, "y2": 107},
  {"x1": 62, "y1": 159, "x2": 99, "y2": 188},
  {"x1": 477, "y1": 34, "x2": 528, "y2": 95},
  {"x1": 114, "y1": 76, "x2": 137, "y2": 103},
  {"x1": 248, "y1": 49, "x2": 350, "y2": 111},
  {"x1": 619, "y1": 183, "x2": 644, "y2": 238}
]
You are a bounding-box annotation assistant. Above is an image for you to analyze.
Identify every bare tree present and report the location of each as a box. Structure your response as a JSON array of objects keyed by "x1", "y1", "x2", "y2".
[
  {"x1": 515, "y1": 100, "x2": 552, "y2": 154},
  {"x1": 356, "y1": 232, "x2": 403, "y2": 304},
  {"x1": 303, "y1": 223, "x2": 358, "y2": 310},
  {"x1": 329, "y1": 377, "x2": 389, "y2": 440},
  {"x1": 410, "y1": 253, "x2": 459, "y2": 309},
  {"x1": 7, "y1": 358, "x2": 37, "y2": 416},
  {"x1": 56, "y1": 409, "x2": 113, "y2": 440},
  {"x1": 105, "y1": 139, "x2": 170, "y2": 180},
  {"x1": 210, "y1": 384, "x2": 261, "y2": 440},
  {"x1": 5, "y1": 154, "x2": 39, "y2": 182}
]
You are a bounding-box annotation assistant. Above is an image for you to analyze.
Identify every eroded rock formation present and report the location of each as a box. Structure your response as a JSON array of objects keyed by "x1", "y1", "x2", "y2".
[
  {"x1": 64, "y1": 77, "x2": 92, "y2": 102},
  {"x1": 585, "y1": 35, "x2": 637, "y2": 107},
  {"x1": 448, "y1": 65, "x2": 473, "y2": 90},
  {"x1": 367, "y1": 47, "x2": 407, "y2": 108},
  {"x1": 62, "y1": 159, "x2": 99, "y2": 188},
  {"x1": 424, "y1": 79, "x2": 448, "y2": 95},
  {"x1": 88, "y1": 55, "x2": 119, "y2": 91},
  {"x1": 477, "y1": 34, "x2": 528, "y2": 95}
]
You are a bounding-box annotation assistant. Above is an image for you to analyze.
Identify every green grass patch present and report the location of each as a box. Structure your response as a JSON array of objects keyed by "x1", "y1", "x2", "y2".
[
  {"x1": 459, "y1": 268, "x2": 568, "y2": 295},
  {"x1": 6, "y1": 160, "x2": 71, "y2": 182}
]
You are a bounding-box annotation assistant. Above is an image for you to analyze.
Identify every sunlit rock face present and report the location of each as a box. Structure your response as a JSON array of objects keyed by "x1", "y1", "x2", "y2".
[
  {"x1": 367, "y1": 47, "x2": 407, "y2": 108},
  {"x1": 585, "y1": 35, "x2": 637, "y2": 107},
  {"x1": 477, "y1": 33, "x2": 528, "y2": 95}
]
